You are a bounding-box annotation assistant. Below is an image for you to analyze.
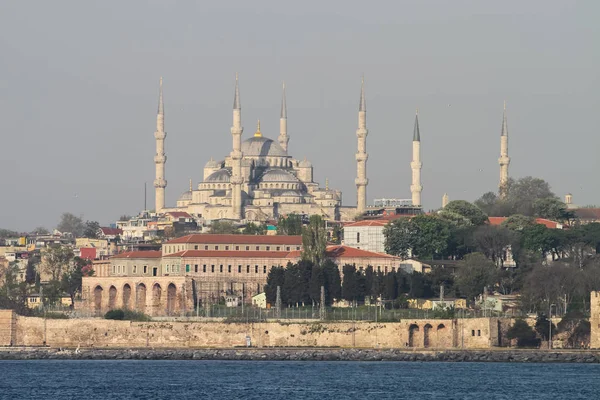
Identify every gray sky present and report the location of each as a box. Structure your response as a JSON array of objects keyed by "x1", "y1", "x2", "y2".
[{"x1": 1, "y1": 0, "x2": 598, "y2": 231}]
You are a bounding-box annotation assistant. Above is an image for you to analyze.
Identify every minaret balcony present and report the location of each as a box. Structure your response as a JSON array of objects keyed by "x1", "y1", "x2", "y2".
[
  {"x1": 154, "y1": 155, "x2": 167, "y2": 164},
  {"x1": 154, "y1": 178, "x2": 167, "y2": 188},
  {"x1": 355, "y1": 177, "x2": 369, "y2": 186},
  {"x1": 154, "y1": 131, "x2": 166, "y2": 140},
  {"x1": 355, "y1": 153, "x2": 369, "y2": 162}
]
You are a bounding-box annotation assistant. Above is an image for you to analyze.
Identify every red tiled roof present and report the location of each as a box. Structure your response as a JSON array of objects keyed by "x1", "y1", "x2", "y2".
[
  {"x1": 287, "y1": 245, "x2": 398, "y2": 260},
  {"x1": 165, "y1": 234, "x2": 302, "y2": 245},
  {"x1": 573, "y1": 208, "x2": 600, "y2": 220},
  {"x1": 111, "y1": 251, "x2": 162, "y2": 259},
  {"x1": 100, "y1": 227, "x2": 123, "y2": 236},
  {"x1": 166, "y1": 211, "x2": 193, "y2": 219},
  {"x1": 344, "y1": 220, "x2": 389, "y2": 227},
  {"x1": 163, "y1": 250, "x2": 292, "y2": 259},
  {"x1": 488, "y1": 217, "x2": 561, "y2": 229}
]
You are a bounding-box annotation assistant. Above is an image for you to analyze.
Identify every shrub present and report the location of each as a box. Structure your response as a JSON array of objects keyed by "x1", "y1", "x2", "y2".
[
  {"x1": 534, "y1": 314, "x2": 556, "y2": 341},
  {"x1": 507, "y1": 319, "x2": 541, "y2": 348},
  {"x1": 105, "y1": 309, "x2": 125, "y2": 320}
]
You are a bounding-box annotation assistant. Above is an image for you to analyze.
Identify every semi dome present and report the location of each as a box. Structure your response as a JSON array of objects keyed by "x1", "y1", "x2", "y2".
[
  {"x1": 278, "y1": 190, "x2": 303, "y2": 197},
  {"x1": 298, "y1": 158, "x2": 312, "y2": 168},
  {"x1": 178, "y1": 190, "x2": 192, "y2": 201},
  {"x1": 241, "y1": 137, "x2": 287, "y2": 157},
  {"x1": 204, "y1": 168, "x2": 231, "y2": 183},
  {"x1": 204, "y1": 158, "x2": 220, "y2": 169},
  {"x1": 260, "y1": 169, "x2": 299, "y2": 183}
]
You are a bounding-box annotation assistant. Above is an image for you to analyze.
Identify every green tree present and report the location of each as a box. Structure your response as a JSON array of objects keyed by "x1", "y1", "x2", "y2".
[
  {"x1": 61, "y1": 256, "x2": 94, "y2": 307},
  {"x1": 242, "y1": 222, "x2": 267, "y2": 235},
  {"x1": 83, "y1": 220, "x2": 100, "y2": 238},
  {"x1": 265, "y1": 266, "x2": 285, "y2": 304},
  {"x1": 534, "y1": 314, "x2": 556, "y2": 341},
  {"x1": 301, "y1": 215, "x2": 327, "y2": 266},
  {"x1": 56, "y1": 212, "x2": 85, "y2": 237},
  {"x1": 382, "y1": 272, "x2": 398, "y2": 301},
  {"x1": 506, "y1": 177, "x2": 555, "y2": 216},
  {"x1": 507, "y1": 319, "x2": 541, "y2": 348},
  {"x1": 0, "y1": 229, "x2": 19, "y2": 238},
  {"x1": 384, "y1": 218, "x2": 416, "y2": 258},
  {"x1": 308, "y1": 264, "x2": 325, "y2": 303},
  {"x1": 277, "y1": 214, "x2": 303, "y2": 235},
  {"x1": 42, "y1": 245, "x2": 75, "y2": 281},
  {"x1": 501, "y1": 214, "x2": 536, "y2": 231},
  {"x1": 31, "y1": 227, "x2": 49, "y2": 235},
  {"x1": 533, "y1": 198, "x2": 573, "y2": 222},
  {"x1": 322, "y1": 260, "x2": 341, "y2": 304},
  {"x1": 411, "y1": 215, "x2": 452, "y2": 259},
  {"x1": 472, "y1": 225, "x2": 516, "y2": 267},
  {"x1": 210, "y1": 221, "x2": 239, "y2": 234},
  {"x1": 25, "y1": 252, "x2": 41, "y2": 284},
  {"x1": 455, "y1": 253, "x2": 498, "y2": 301},
  {"x1": 341, "y1": 264, "x2": 359, "y2": 301},
  {"x1": 441, "y1": 200, "x2": 488, "y2": 226}
]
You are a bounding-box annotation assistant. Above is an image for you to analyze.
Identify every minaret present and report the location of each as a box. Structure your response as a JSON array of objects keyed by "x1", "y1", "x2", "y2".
[
  {"x1": 230, "y1": 74, "x2": 244, "y2": 220},
  {"x1": 278, "y1": 82, "x2": 289, "y2": 152},
  {"x1": 442, "y1": 193, "x2": 449, "y2": 209},
  {"x1": 153, "y1": 77, "x2": 167, "y2": 212},
  {"x1": 355, "y1": 77, "x2": 368, "y2": 214},
  {"x1": 410, "y1": 109, "x2": 423, "y2": 207},
  {"x1": 498, "y1": 101, "x2": 510, "y2": 198}
]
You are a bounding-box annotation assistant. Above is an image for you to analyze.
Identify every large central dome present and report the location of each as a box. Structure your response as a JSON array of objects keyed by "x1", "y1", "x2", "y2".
[{"x1": 241, "y1": 137, "x2": 287, "y2": 157}]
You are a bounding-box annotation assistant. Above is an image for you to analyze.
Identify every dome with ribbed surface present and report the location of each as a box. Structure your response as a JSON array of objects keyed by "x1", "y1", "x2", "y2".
[
  {"x1": 298, "y1": 159, "x2": 312, "y2": 168},
  {"x1": 260, "y1": 169, "x2": 299, "y2": 183},
  {"x1": 204, "y1": 169, "x2": 231, "y2": 183},
  {"x1": 241, "y1": 137, "x2": 287, "y2": 157},
  {"x1": 204, "y1": 158, "x2": 220, "y2": 169},
  {"x1": 178, "y1": 190, "x2": 192, "y2": 201}
]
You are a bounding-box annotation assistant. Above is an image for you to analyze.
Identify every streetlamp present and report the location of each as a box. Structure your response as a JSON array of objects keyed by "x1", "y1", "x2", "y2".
[{"x1": 548, "y1": 303, "x2": 556, "y2": 350}]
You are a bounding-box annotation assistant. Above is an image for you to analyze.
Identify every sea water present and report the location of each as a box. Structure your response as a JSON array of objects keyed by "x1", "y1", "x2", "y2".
[{"x1": 0, "y1": 360, "x2": 598, "y2": 399}]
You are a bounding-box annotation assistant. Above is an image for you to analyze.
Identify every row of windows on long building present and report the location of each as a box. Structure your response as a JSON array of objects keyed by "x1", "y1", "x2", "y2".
[
  {"x1": 111, "y1": 264, "x2": 282, "y2": 275},
  {"x1": 164, "y1": 244, "x2": 302, "y2": 253}
]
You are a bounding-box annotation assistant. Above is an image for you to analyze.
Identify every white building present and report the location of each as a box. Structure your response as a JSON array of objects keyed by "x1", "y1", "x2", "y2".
[{"x1": 343, "y1": 220, "x2": 388, "y2": 253}]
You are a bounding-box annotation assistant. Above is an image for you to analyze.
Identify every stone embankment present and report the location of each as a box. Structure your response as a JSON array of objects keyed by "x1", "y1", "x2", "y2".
[{"x1": 1, "y1": 347, "x2": 600, "y2": 363}]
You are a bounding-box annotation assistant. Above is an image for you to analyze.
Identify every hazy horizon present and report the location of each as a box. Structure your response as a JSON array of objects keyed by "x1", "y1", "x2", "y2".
[{"x1": 1, "y1": 1, "x2": 598, "y2": 231}]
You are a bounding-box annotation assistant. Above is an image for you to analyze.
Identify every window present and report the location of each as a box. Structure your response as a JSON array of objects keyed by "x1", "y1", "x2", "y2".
[
  {"x1": 211, "y1": 265, "x2": 215, "y2": 273},
  {"x1": 166, "y1": 265, "x2": 170, "y2": 273},
  {"x1": 357, "y1": 232, "x2": 360, "y2": 243},
  {"x1": 255, "y1": 246, "x2": 259, "y2": 251},
  {"x1": 477, "y1": 330, "x2": 481, "y2": 337},
  {"x1": 236, "y1": 246, "x2": 240, "y2": 250},
  {"x1": 228, "y1": 265, "x2": 231, "y2": 273},
  {"x1": 276, "y1": 246, "x2": 280, "y2": 251},
  {"x1": 263, "y1": 266, "x2": 267, "y2": 274},
  {"x1": 247, "y1": 265, "x2": 250, "y2": 273},
  {"x1": 471, "y1": 330, "x2": 475, "y2": 336},
  {"x1": 238, "y1": 265, "x2": 242, "y2": 273},
  {"x1": 215, "y1": 246, "x2": 219, "y2": 250},
  {"x1": 385, "y1": 266, "x2": 388, "y2": 273},
  {"x1": 286, "y1": 247, "x2": 290, "y2": 251},
  {"x1": 225, "y1": 246, "x2": 229, "y2": 250},
  {"x1": 266, "y1": 246, "x2": 270, "y2": 251},
  {"x1": 144, "y1": 266, "x2": 148, "y2": 274},
  {"x1": 194, "y1": 265, "x2": 198, "y2": 273},
  {"x1": 377, "y1": 266, "x2": 381, "y2": 272},
  {"x1": 186, "y1": 265, "x2": 190, "y2": 273},
  {"x1": 205, "y1": 245, "x2": 209, "y2": 250},
  {"x1": 246, "y1": 246, "x2": 250, "y2": 251},
  {"x1": 133, "y1": 266, "x2": 137, "y2": 274},
  {"x1": 112, "y1": 266, "x2": 116, "y2": 274},
  {"x1": 255, "y1": 265, "x2": 258, "y2": 273},
  {"x1": 219, "y1": 265, "x2": 223, "y2": 273},
  {"x1": 296, "y1": 246, "x2": 300, "y2": 250},
  {"x1": 194, "y1": 245, "x2": 198, "y2": 250},
  {"x1": 203, "y1": 265, "x2": 207, "y2": 273}
]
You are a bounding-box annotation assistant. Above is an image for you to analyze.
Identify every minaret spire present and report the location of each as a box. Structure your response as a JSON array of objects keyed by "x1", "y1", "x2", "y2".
[
  {"x1": 230, "y1": 73, "x2": 244, "y2": 219},
  {"x1": 355, "y1": 76, "x2": 369, "y2": 214},
  {"x1": 410, "y1": 109, "x2": 423, "y2": 207},
  {"x1": 278, "y1": 82, "x2": 289, "y2": 152},
  {"x1": 498, "y1": 101, "x2": 510, "y2": 198},
  {"x1": 153, "y1": 77, "x2": 167, "y2": 212}
]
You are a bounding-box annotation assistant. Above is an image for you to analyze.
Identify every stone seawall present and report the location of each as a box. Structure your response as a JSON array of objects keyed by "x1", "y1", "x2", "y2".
[{"x1": 1, "y1": 348, "x2": 600, "y2": 363}]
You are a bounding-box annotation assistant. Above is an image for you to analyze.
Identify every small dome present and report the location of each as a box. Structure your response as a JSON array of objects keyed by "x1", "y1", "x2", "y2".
[
  {"x1": 178, "y1": 190, "x2": 192, "y2": 201},
  {"x1": 204, "y1": 158, "x2": 220, "y2": 169},
  {"x1": 298, "y1": 159, "x2": 312, "y2": 168},
  {"x1": 260, "y1": 169, "x2": 299, "y2": 183},
  {"x1": 205, "y1": 169, "x2": 231, "y2": 183},
  {"x1": 241, "y1": 137, "x2": 287, "y2": 157}
]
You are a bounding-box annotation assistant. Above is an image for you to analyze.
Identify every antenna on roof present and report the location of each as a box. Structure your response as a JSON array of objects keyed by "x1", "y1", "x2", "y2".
[{"x1": 144, "y1": 182, "x2": 147, "y2": 211}]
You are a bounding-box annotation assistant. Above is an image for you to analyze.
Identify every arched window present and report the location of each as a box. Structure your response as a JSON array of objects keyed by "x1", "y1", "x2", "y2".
[{"x1": 357, "y1": 232, "x2": 360, "y2": 243}]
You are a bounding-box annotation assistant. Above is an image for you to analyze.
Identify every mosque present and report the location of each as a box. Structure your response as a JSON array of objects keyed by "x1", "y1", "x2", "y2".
[{"x1": 151, "y1": 76, "x2": 509, "y2": 223}]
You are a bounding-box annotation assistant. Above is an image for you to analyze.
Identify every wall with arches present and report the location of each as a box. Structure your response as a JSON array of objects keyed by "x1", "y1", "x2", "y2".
[{"x1": 82, "y1": 276, "x2": 193, "y2": 317}]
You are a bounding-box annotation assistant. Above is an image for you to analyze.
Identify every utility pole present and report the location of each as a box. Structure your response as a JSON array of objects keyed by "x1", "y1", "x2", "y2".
[
  {"x1": 320, "y1": 285, "x2": 325, "y2": 321},
  {"x1": 276, "y1": 286, "x2": 282, "y2": 319}
]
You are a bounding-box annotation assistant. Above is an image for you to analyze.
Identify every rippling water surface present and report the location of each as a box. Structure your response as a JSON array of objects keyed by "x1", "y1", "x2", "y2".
[{"x1": 1, "y1": 360, "x2": 599, "y2": 399}]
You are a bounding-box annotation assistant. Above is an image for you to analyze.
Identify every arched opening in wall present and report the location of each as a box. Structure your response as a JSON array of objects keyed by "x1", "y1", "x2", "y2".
[
  {"x1": 136, "y1": 283, "x2": 147, "y2": 313},
  {"x1": 93, "y1": 286, "x2": 103, "y2": 316},
  {"x1": 167, "y1": 283, "x2": 177, "y2": 315},
  {"x1": 152, "y1": 283, "x2": 162, "y2": 315},
  {"x1": 108, "y1": 286, "x2": 117, "y2": 310},
  {"x1": 424, "y1": 324, "x2": 433, "y2": 348},
  {"x1": 122, "y1": 284, "x2": 132, "y2": 310},
  {"x1": 408, "y1": 324, "x2": 419, "y2": 347}
]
